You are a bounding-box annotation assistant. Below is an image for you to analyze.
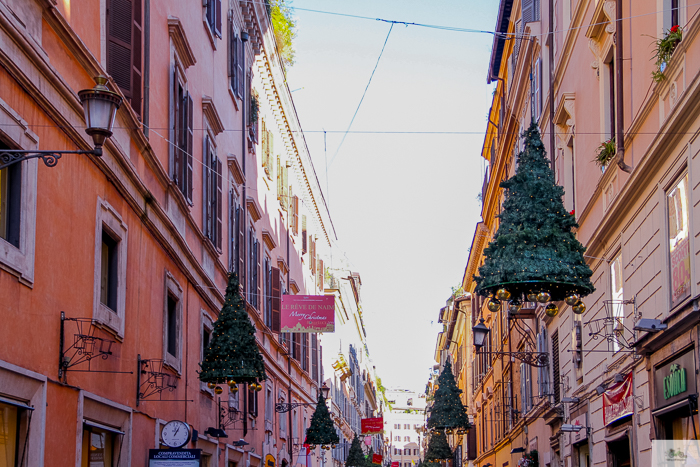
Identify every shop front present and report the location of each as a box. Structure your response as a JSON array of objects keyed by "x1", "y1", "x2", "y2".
[
  {"x1": 602, "y1": 372, "x2": 633, "y2": 467},
  {"x1": 651, "y1": 347, "x2": 698, "y2": 440}
]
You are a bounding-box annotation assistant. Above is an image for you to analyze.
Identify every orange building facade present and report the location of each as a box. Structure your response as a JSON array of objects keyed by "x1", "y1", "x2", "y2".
[{"x1": 0, "y1": 0, "x2": 334, "y2": 465}]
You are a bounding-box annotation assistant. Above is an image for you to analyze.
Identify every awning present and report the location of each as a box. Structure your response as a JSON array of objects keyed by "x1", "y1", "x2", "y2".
[
  {"x1": 84, "y1": 419, "x2": 124, "y2": 435},
  {"x1": 0, "y1": 396, "x2": 34, "y2": 410},
  {"x1": 651, "y1": 397, "x2": 695, "y2": 418},
  {"x1": 603, "y1": 427, "x2": 629, "y2": 444}
]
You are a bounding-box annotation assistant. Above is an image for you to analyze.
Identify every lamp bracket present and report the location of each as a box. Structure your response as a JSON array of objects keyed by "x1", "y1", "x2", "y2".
[
  {"x1": 219, "y1": 398, "x2": 244, "y2": 429},
  {"x1": 275, "y1": 401, "x2": 317, "y2": 413},
  {"x1": 0, "y1": 149, "x2": 97, "y2": 170},
  {"x1": 58, "y1": 312, "x2": 130, "y2": 382},
  {"x1": 476, "y1": 350, "x2": 549, "y2": 367},
  {"x1": 136, "y1": 355, "x2": 185, "y2": 405}
]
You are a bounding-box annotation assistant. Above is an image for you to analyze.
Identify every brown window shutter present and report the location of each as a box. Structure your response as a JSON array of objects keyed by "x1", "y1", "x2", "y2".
[
  {"x1": 186, "y1": 94, "x2": 194, "y2": 203},
  {"x1": 215, "y1": 0, "x2": 222, "y2": 38},
  {"x1": 293, "y1": 196, "x2": 299, "y2": 236},
  {"x1": 239, "y1": 212, "x2": 245, "y2": 289},
  {"x1": 301, "y1": 215, "x2": 307, "y2": 254},
  {"x1": 318, "y1": 259, "x2": 324, "y2": 290},
  {"x1": 256, "y1": 239, "x2": 261, "y2": 308},
  {"x1": 293, "y1": 333, "x2": 301, "y2": 361},
  {"x1": 311, "y1": 333, "x2": 318, "y2": 382},
  {"x1": 216, "y1": 158, "x2": 223, "y2": 250},
  {"x1": 107, "y1": 0, "x2": 133, "y2": 98},
  {"x1": 173, "y1": 73, "x2": 182, "y2": 184},
  {"x1": 301, "y1": 334, "x2": 308, "y2": 371},
  {"x1": 131, "y1": 0, "x2": 143, "y2": 117},
  {"x1": 204, "y1": 136, "x2": 212, "y2": 237},
  {"x1": 237, "y1": 37, "x2": 244, "y2": 98},
  {"x1": 271, "y1": 267, "x2": 281, "y2": 332}
]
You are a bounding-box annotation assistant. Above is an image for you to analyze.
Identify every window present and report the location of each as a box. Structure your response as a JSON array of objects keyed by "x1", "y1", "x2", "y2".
[
  {"x1": 610, "y1": 252, "x2": 624, "y2": 352},
  {"x1": 163, "y1": 272, "x2": 183, "y2": 371},
  {"x1": 537, "y1": 326, "x2": 550, "y2": 398},
  {"x1": 532, "y1": 58, "x2": 542, "y2": 122},
  {"x1": 603, "y1": 52, "x2": 617, "y2": 141},
  {"x1": 248, "y1": 227, "x2": 260, "y2": 309},
  {"x1": 203, "y1": 136, "x2": 223, "y2": 250},
  {"x1": 404, "y1": 424, "x2": 410, "y2": 429},
  {"x1": 291, "y1": 196, "x2": 299, "y2": 235},
  {"x1": 668, "y1": 174, "x2": 690, "y2": 308},
  {"x1": 301, "y1": 215, "x2": 307, "y2": 253},
  {"x1": 0, "y1": 160, "x2": 20, "y2": 248},
  {"x1": 229, "y1": 19, "x2": 243, "y2": 98},
  {"x1": 394, "y1": 424, "x2": 399, "y2": 429},
  {"x1": 277, "y1": 156, "x2": 289, "y2": 210},
  {"x1": 106, "y1": 0, "x2": 143, "y2": 116},
  {"x1": 81, "y1": 420, "x2": 123, "y2": 467},
  {"x1": 551, "y1": 330, "x2": 560, "y2": 403},
  {"x1": 265, "y1": 386, "x2": 273, "y2": 423},
  {"x1": 664, "y1": 0, "x2": 682, "y2": 32},
  {"x1": 248, "y1": 386, "x2": 258, "y2": 417},
  {"x1": 394, "y1": 436, "x2": 400, "y2": 442},
  {"x1": 404, "y1": 436, "x2": 410, "y2": 442},
  {"x1": 229, "y1": 191, "x2": 244, "y2": 277},
  {"x1": 301, "y1": 334, "x2": 309, "y2": 372},
  {"x1": 261, "y1": 120, "x2": 274, "y2": 179},
  {"x1": 93, "y1": 199, "x2": 128, "y2": 337},
  {"x1": 171, "y1": 69, "x2": 193, "y2": 203},
  {"x1": 414, "y1": 449, "x2": 419, "y2": 456},
  {"x1": 205, "y1": 0, "x2": 222, "y2": 39},
  {"x1": 0, "y1": 401, "x2": 21, "y2": 466},
  {"x1": 520, "y1": 361, "x2": 532, "y2": 414},
  {"x1": 522, "y1": 0, "x2": 540, "y2": 23}
]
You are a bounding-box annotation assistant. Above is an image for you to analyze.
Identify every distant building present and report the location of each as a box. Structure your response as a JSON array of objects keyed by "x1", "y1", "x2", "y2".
[{"x1": 384, "y1": 389, "x2": 426, "y2": 467}]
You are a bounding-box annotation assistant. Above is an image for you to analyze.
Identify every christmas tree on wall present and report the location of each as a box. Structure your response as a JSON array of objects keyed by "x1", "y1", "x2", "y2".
[
  {"x1": 199, "y1": 273, "x2": 267, "y2": 384},
  {"x1": 427, "y1": 361, "x2": 469, "y2": 431},
  {"x1": 305, "y1": 393, "x2": 340, "y2": 446},
  {"x1": 346, "y1": 434, "x2": 366, "y2": 467},
  {"x1": 474, "y1": 122, "x2": 594, "y2": 302},
  {"x1": 425, "y1": 432, "x2": 452, "y2": 461}
]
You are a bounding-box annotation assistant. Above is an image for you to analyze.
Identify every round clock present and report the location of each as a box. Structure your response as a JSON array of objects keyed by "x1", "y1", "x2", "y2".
[{"x1": 162, "y1": 420, "x2": 191, "y2": 448}]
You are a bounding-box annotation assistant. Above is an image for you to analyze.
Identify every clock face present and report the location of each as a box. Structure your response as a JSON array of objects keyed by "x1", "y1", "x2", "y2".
[{"x1": 162, "y1": 420, "x2": 191, "y2": 448}]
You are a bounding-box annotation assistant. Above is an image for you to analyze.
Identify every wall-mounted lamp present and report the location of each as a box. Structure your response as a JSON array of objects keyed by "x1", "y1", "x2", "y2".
[
  {"x1": 633, "y1": 319, "x2": 667, "y2": 333},
  {"x1": 595, "y1": 384, "x2": 608, "y2": 395},
  {"x1": 562, "y1": 397, "x2": 580, "y2": 404},
  {"x1": 561, "y1": 424, "x2": 586, "y2": 432}
]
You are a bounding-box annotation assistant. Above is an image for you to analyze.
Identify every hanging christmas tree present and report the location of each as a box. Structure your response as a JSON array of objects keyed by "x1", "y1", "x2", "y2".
[
  {"x1": 475, "y1": 122, "x2": 594, "y2": 306},
  {"x1": 425, "y1": 432, "x2": 452, "y2": 461},
  {"x1": 346, "y1": 434, "x2": 366, "y2": 467},
  {"x1": 305, "y1": 393, "x2": 340, "y2": 446},
  {"x1": 427, "y1": 360, "x2": 469, "y2": 431},
  {"x1": 364, "y1": 447, "x2": 375, "y2": 467},
  {"x1": 199, "y1": 273, "x2": 267, "y2": 385}
]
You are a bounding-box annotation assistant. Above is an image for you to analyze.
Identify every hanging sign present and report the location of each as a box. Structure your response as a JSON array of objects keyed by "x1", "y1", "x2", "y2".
[
  {"x1": 391, "y1": 462, "x2": 399, "y2": 467},
  {"x1": 372, "y1": 454, "x2": 383, "y2": 464},
  {"x1": 654, "y1": 349, "x2": 696, "y2": 409},
  {"x1": 361, "y1": 417, "x2": 384, "y2": 434},
  {"x1": 149, "y1": 449, "x2": 201, "y2": 466},
  {"x1": 602, "y1": 372, "x2": 633, "y2": 426},
  {"x1": 281, "y1": 295, "x2": 335, "y2": 333}
]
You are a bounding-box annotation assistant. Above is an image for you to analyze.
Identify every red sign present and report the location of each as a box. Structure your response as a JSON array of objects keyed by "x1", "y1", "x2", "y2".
[
  {"x1": 281, "y1": 295, "x2": 335, "y2": 333},
  {"x1": 603, "y1": 372, "x2": 633, "y2": 426},
  {"x1": 361, "y1": 417, "x2": 384, "y2": 434},
  {"x1": 372, "y1": 454, "x2": 383, "y2": 465},
  {"x1": 391, "y1": 463, "x2": 399, "y2": 467}
]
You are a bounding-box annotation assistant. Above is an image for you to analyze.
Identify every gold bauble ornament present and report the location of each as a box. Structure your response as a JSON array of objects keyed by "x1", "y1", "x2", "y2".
[
  {"x1": 537, "y1": 291, "x2": 551, "y2": 303},
  {"x1": 545, "y1": 303, "x2": 559, "y2": 317},
  {"x1": 231, "y1": 385, "x2": 239, "y2": 393},
  {"x1": 207, "y1": 382, "x2": 217, "y2": 389},
  {"x1": 508, "y1": 301, "x2": 522, "y2": 313},
  {"x1": 215, "y1": 386, "x2": 223, "y2": 394},
  {"x1": 228, "y1": 380, "x2": 237, "y2": 388},
  {"x1": 487, "y1": 299, "x2": 501, "y2": 312},
  {"x1": 527, "y1": 292, "x2": 539, "y2": 302},
  {"x1": 565, "y1": 293, "x2": 580, "y2": 306},
  {"x1": 496, "y1": 288, "x2": 511, "y2": 300},
  {"x1": 255, "y1": 383, "x2": 263, "y2": 392},
  {"x1": 572, "y1": 301, "x2": 586, "y2": 315}
]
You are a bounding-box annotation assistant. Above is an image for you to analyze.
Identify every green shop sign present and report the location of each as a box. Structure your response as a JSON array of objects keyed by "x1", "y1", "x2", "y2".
[{"x1": 663, "y1": 364, "x2": 687, "y2": 399}]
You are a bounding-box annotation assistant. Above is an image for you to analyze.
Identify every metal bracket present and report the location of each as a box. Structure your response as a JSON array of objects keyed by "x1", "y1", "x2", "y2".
[
  {"x1": 476, "y1": 350, "x2": 549, "y2": 367},
  {"x1": 58, "y1": 312, "x2": 130, "y2": 382},
  {"x1": 275, "y1": 401, "x2": 316, "y2": 413},
  {"x1": 585, "y1": 299, "x2": 636, "y2": 350},
  {"x1": 136, "y1": 355, "x2": 185, "y2": 405},
  {"x1": 219, "y1": 397, "x2": 244, "y2": 429},
  {"x1": 0, "y1": 149, "x2": 97, "y2": 170}
]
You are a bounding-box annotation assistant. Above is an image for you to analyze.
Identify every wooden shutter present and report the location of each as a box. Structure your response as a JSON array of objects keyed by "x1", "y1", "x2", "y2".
[
  {"x1": 301, "y1": 215, "x2": 307, "y2": 253},
  {"x1": 215, "y1": 0, "x2": 222, "y2": 38},
  {"x1": 131, "y1": 0, "x2": 142, "y2": 116},
  {"x1": 204, "y1": 136, "x2": 212, "y2": 238},
  {"x1": 216, "y1": 158, "x2": 223, "y2": 250},
  {"x1": 185, "y1": 94, "x2": 194, "y2": 203},
  {"x1": 107, "y1": 0, "x2": 133, "y2": 97},
  {"x1": 229, "y1": 190, "x2": 235, "y2": 271},
  {"x1": 292, "y1": 196, "x2": 299, "y2": 236},
  {"x1": 256, "y1": 239, "x2": 261, "y2": 309},
  {"x1": 271, "y1": 267, "x2": 281, "y2": 332},
  {"x1": 173, "y1": 73, "x2": 183, "y2": 184},
  {"x1": 317, "y1": 259, "x2": 324, "y2": 290},
  {"x1": 311, "y1": 333, "x2": 318, "y2": 382},
  {"x1": 522, "y1": 0, "x2": 534, "y2": 24},
  {"x1": 277, "y1": 156, "x2": 282, "y2": 200},
  {"x1": 239, "y1": 210, "x2": 245, "y2": 290},
  {"x1": 237, "y1": 36, "x2": 244, "y2": 97},
  {"x1": 551, "y1": 330, "x2": 560, "y2": 403},
  {"x1": 293, "y1": 333, "x2": 301, "y2": 361}
]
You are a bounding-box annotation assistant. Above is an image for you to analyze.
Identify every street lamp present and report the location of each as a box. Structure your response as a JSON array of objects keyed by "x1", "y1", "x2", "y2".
[
  {"x1": 321, "y1": 382, "x2": 331, "y2": 400},
  {"x1": 471, "y1": 319, "x2": 548, "y2": 367},
  {"x1": 0, "y1": 76, "x2": 122, "y2": 170},
  {"x1": 472, "y1": 319, "x2": 490, "y2": 349}
]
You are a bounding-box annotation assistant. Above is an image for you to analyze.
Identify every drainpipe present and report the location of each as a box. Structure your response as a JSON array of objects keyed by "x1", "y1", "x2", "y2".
[
  {"x1": 548, "y1": 0, "x2": 555, "y2": 168},
  {"x1": 615, "y1": 0, "x2": 633, "y2": 173},
  {"x1": 143, "y1": 0, "x2": 150, "y2": 138}
]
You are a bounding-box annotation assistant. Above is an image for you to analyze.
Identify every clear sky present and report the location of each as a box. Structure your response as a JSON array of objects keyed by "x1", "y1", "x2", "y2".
[{"x1": 285, "y1": 0, "x2": 498, "y2": 394}]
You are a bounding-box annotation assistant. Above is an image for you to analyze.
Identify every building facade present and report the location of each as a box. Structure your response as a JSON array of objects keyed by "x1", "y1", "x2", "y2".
[
  {"x1": 384, "y1": 389, "x2": 426, "y2": 467},
  {"x1": 459, "y1": 0, "x2": 700, "y2": 467},
  {"x1": 0, "y1": 0, "x2": 334, "y2": 465}
]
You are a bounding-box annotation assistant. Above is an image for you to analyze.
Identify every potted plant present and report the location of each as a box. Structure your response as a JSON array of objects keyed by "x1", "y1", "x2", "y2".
[
  {"x1": 594, "y1": 138, "x2": 616, "y2": 168},
  {"x1": 517, "y1": 450, "x2": 539, "y2": 467},
  {"x1": 652, "y1": 25, "x2": 683, "y2": 82}
]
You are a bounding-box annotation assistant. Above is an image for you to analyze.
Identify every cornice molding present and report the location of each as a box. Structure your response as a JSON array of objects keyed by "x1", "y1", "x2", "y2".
[
  {"x1": 168, "y1": 16, "x2": 196, "y2": 69},
  {"x1": 247, "y1": 196, "x2": 262, "y2": 222},
  {"x1": 202, "y1": 96, "x2": 224, "y2": 135},
  {"x1": 261, "y1": 230, "x2": 277, "y2": 250},
  {"x1": 228, "y1": 154, "x2": 245, "y2": 185}
]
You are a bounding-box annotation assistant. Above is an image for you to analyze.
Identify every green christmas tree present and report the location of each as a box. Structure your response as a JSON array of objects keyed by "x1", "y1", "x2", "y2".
[
  {"x1": 474, "y1": 122, "x2": 594, "y2": 302},
  {"x1": 427, "y1": 361, "x2": 469, "y2": 431},
  {"x1": 305, "y1": 393, "x2": 340, "y2": 446},
  {"x1": 425, "y1": 432, "x2": 452, "y2": 461},
  {"x1": 364, "y1": 447, "x2": 375, "y2": 467},
  {"x1": 346, "y1": 434, "x2": 366, "y2": 467},
  {"x1": 199, "y1": 273, "x2": 267, "y2": 384}
]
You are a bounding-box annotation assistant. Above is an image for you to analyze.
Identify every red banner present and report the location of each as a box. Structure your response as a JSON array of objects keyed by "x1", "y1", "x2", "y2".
[
  {"x1": 391, "y1": 463, "x2": 399, "y2": 467},
  {"x1": 372, "y1": 454, "x2": 383, "y2": 465},
  {"x1": 281, "y1": 295, "x2": 335, "y2": 333},
  {"x1": 603, "y1": 372, "x2": 633, "y2": 426},
  {"x1": 361, "y1": 417, "x2": 383, "y2": 434}
]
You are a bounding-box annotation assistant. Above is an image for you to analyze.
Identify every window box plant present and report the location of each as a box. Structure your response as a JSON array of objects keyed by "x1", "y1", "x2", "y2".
[
  {"x1": 594, "y1": 138, "x2": 616, "y2": 168},
  {"x1": 652, "y1": 25, "x2": 683, "y2": 82}
]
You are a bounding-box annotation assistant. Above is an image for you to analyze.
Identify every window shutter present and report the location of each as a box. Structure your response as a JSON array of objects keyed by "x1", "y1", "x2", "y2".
[
  {"x1": 206, "y1": 0, "x2": 215, "y2": 33},
  {"x1": 301, "y1": 215, "x2": 307, "y2": 254},
  {"x1": 293, "y1": 333, "x2": 301, "y2": 361},
  {"x1": 107, "y1": 0, "x2": 133, "y2": 97},
  {"x1": 131, "y1": 0, "x2": 143, "y2": 117},
  {"x1": 186, "y1": 94, "x2": 194, "y2": 203},
  {"x1": 204, "y1": 136, "x2": 212, "y2": 238},
  {"x1": 302, "y1": 334, "x2": 308, "y2": 371},
  {"x1": 237, "y1": 36, "x2": 244, "y2": 97},
  {"x1": 216, "y1": 158, "x2": 223, "y2": 250},
  {"x1": 256, "y1": 239, "x2": 261, "y2": 308},
  {"x1": 317, "y1": 259, "x2": 324, "y2": 290},
  {"x1": 229, "y1": 191, "x2": 235, "y2": 271},
  {"x1": 239, "y1": 211, "x2": 245, "y2": 290},
  {"x1": 311, "y1": 333, "x2": 318, "y2": 382},
  {"x1": 173, "y1": 73, "x2": 182, "y2": 184},
  {"x1": 277, "y1": 156, "x2": 282, "y2": 201},
  {"x1": 551, "y1": 330, "x2": 560, "y2": 403},
  {"x1": 271, "y1": 267, "x2": 281, "y2": 332},
  {"x1": 522, "y1": 0, "x2": 534, "y2": 24},
  {"x1": 293, "y1": 196, "x2": 299, "y2": 236},
  {"x1": 215, "y1": 0, "x2": 222, "y2": 38}
]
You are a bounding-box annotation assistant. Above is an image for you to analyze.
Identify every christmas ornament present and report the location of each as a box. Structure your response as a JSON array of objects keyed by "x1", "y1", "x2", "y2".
[
  {"x1": 496, "y1": 288, "x2": 511, "y2": 300},
  {"x1": 565, "y1": 293, "x2": 580, "y2": 306},
  {"x1": 487, "y1": 299, "x2": 501, "y2": 312},
  {"x1": 527, "y1": 292, "x2": 539, "y2": 302},
  {"x1": 345, "y1": 434, "x2": 366, "y2": 467},
  {"x1": 207, "y1": 382, "x2": 216, "y2": 390},
  {"x1": 508, "y1": 301, "x2": 522, "y2": 313},
  {"x1": 572, "y1": 301, "x2": 586, "y2": 315},
  {"x1": 545, "y1": 303, "x2": 559, "y2": 317},
  {"x1": 474, "y1": 123, "x2": 594, "y2": 302},
  {"x1": 536, "y1": 291, "x2": 551, "y2": 303},
  {"x1": 425, "y1": 432, "x2": 452, "y2": 460},
  {"x1": 227, "y1": 380, "x2": 237, "y2": 388},
  {"x1": 215, "y1": 386, "x2": 223, "y2": 394}
]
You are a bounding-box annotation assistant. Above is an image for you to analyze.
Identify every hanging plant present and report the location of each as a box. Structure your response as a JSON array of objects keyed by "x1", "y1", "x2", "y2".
[
  {"x1": 249, "y1": 93, "x2": 259, "y2": 125},
  {"x1": 594, "y1": 138, "x2": 616, "y2": 167},
  {"x1": 651, "y1": 25, "x2": 683, "y2": 82},
  {"x1": 517, "y1": 450, "x2": 539, "y2": 467}
]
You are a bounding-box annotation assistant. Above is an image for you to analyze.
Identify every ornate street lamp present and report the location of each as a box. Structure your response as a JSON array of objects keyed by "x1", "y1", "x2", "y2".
[
  {"x1": 472, "y1": 318, "x2": 548, "y2": 367},
  {"x1": 276, "y1": 382, "x2": 331, "y2": 413},
  {"x1": 0, "y1": 76, "x2": 122, "y2": 170}
]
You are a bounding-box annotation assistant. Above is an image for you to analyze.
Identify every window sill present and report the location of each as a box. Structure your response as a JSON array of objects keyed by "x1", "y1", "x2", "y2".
[
  {"x1": 203, "y1": 21, "x2": 218, "y2": 50},
  {"x1": 229, "y1": 87, "x2": 241, "y2": 111}
]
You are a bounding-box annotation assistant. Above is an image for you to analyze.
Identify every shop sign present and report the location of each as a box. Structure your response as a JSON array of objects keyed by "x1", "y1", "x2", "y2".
[
  {"x1": 149, "y1": 449, "x2": 201, "y2": 466},
  {"x1": 570, "y1": 413, "x2": 587, "y2": 443},
  {"x1": 372, "y1": 454, "x2": 383, "y2": 464},
  {"x1": 281, "y1": 295, "x2": 335, "y2": 333},
  {"x1": 654, "y1": 350, "x2": 696, "y2": 409},
  {"x1": 391, "y1": 462, "x2": 399, "y2": 467},
  {"x1": 361, "y1": 417, "x2": 384, "y2": 434},
  {"x1": 266, "y1": 454, "x2": 276, "y2": 467},
  {"x1": 603, "y1": 372, "x2": 633, "y2": 426}
]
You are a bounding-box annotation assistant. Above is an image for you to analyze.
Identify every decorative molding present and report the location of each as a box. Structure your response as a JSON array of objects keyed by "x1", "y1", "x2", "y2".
[
  {"x1": 227, "y1": 155, "x2": 245, "y2": 185},
  {"x1": 277, "y1": 257, "x2": 288, "y2": 276},
  {"x1": 553, "y1": 93, "x2": 575, "y2": 130},
  {"x1": 247, "y1": 196, "x2": 262, "y2": 223},
  {"x1": 168, "y1": 17, "x2": 196, "y2": 69},
  {"x1": 202, "y1": 97, "x2": 224, "y2": 135},
  {"x1": 289, "y1": 279, "x2": 300, "y2": 295},
  {"x1": 261, "y1": 230, "x2": 277, "y2": 250},
  {"x1": 586, "y1": 0, "x2": 615, "y2": 39}
]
